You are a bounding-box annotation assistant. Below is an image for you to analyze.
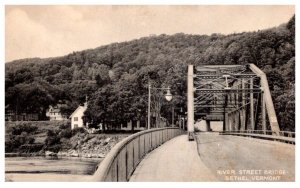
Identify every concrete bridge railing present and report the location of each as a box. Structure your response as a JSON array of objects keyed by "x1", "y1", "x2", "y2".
[{"x1": 92, "y1": 127, "x2": 184, "y2": 182}]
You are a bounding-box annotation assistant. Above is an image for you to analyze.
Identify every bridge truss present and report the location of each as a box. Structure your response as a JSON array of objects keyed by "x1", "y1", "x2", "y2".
[{"x1": 187, "y1": 64, "x2": 280, "y2": 140}]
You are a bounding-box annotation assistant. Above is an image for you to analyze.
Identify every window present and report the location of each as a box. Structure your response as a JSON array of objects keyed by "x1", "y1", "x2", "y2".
[
  {"x1": 74, "y1": 117, "x2": 78, "y2": 121},
  {"x1": 74, "y1": 124, "x2": 78, "y2": 128}
]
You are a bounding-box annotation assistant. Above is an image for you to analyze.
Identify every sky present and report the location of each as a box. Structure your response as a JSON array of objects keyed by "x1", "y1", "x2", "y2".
[{"x1": 5, "y1": 5, "x2": 295, "y2": 62}]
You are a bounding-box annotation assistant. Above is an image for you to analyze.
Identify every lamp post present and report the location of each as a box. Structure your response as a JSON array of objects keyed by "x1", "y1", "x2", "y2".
[
  {"x1": 178, "y1": 107, "x2": 183, "y2": 128},
  {"x1": 147, "y1": 84, "x2": 172, "y2": 129},
  {"x1": 172, "y1": 107, "x2": 183, "y2": 127},
  {"x1": 172, "y1": 105, "x2": 174, "y2": 126},
  {"x1": 182, "y1": 117, "x2": 186, "y2": 130}
]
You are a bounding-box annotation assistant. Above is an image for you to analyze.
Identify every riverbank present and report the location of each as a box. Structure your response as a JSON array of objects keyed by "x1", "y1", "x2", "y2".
[
  {"x1": 48, "y1": 132, "x2": 131, "y2": 158},
  {"x1": 6, "y1": 133, "x2": 130, "y2": 158},
  {"x1": 5, "y1": 121, "x2": 132, "y2": 182},
  {"x1": 5, "y1": 121, "x2": 131, "y2": 158},
  {"x1": 5, "y1": 173, "x2": 93, "y2": 182}
]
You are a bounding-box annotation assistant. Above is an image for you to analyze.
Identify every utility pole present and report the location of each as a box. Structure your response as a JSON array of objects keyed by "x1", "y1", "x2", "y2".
[
  {"x1": 147, "y1": 84, "x2": 173, "y2": 129},
  {"x1": 172, "y1": 105, "x2": 174, "y2": 126},
  {"x1": 250, "y1": 78, "x2": 254, "y2": 130},
  {"x1": 148, "y1": 84, "x2": 151, "y2": 129}
]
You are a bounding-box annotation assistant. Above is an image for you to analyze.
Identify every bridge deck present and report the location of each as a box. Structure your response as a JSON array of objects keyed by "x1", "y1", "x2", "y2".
[
  {"x1": 130, "y1": 135, "x2": 217, "y2": 182},
  {"x1": 195, "y1": 132, "x2": 295, "y2": 181},
  {"x1": 130, "y1": 132, "x2": 295, "y2": 182}
]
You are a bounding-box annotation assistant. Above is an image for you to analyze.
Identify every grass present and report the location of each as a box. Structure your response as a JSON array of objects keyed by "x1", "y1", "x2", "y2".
[{"x1": 5, "y1": 120, "x2": 69, "y2": 133}]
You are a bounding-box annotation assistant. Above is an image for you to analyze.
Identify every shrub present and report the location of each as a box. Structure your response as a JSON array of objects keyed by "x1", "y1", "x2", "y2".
[
  {"x1": 45, "y1": 145, "x2": 61, "y2": 153},
  {"x1": 71, "y1": 127, "x2": 86, "y2": 135},
  {"x1": 11, "y1": 124, "x2": 38, "y2": 135},
  {"x1": 59, "y1": 122, "x2": 71, "y2": 130},
  {"x1": 19, "y1": 144, "x2": 43, "y2": 153},
  {"x1": 59, "y1": 129, "x2": 72, "y2": 138},
  {"x1": 5, "y1": 132, "x2": 36, "y2": 152},
  {"x1": 60, "y1": 138, "x2": 72, "y2": 150},
  {"x1": 45, "y1": 130, "x2": 61, "y2": 146},
  {"x1": 5, "y1": 137, "x2": 21, "y2": 152}
]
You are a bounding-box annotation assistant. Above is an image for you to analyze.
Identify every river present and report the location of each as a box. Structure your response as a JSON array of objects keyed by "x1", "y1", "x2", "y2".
[{"x1": 5, "y1": 156, "x2": 102, "y2": 182}]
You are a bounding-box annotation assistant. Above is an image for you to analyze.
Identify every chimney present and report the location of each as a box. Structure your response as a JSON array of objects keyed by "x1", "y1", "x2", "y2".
[{"x1": 84, "y1": 95, "x2": 88, "y2": 107}]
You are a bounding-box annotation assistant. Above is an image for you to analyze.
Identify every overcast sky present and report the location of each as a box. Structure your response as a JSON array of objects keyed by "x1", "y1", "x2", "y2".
[{"x1": 5, "y1": 5, "x2": 294, "y2": 62}]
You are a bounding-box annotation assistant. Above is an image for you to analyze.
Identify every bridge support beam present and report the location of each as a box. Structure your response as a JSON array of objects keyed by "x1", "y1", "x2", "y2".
[
  {"x1": 187, "y1": 65, "x2": 195, "y2": 140},
  {"x1": 240, "y1": 79, "x2": 246, "y2": 131},
  {"x1": 250, "y1": 78, "x2": 254, "y2": 130},
  {"x1": 229, "y1": 113, "x2": 233, "y2": 131},
  {"x1": 261, "y1": 92, "x2": 266, "y2": 134},
  {"x1": 235, "y1": 111, "x2": 239, "y2": 131},
  {"x1": 225, "y1": 113, "x2": 229, "y2": 131},
  {"x1": 205, "y1": 120, "x2": 211, "y2": 131},
  {"x1": 231, "y1": 113, "x2": 234, "y2": 131},
  {"x1": 250, "y1": 64, "x2": 280, "y2": 134}
]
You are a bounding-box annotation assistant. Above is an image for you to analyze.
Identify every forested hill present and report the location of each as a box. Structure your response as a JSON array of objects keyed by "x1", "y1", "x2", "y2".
[{"x1": 5, "y1": 15, "x2": 295, "y2": 131}]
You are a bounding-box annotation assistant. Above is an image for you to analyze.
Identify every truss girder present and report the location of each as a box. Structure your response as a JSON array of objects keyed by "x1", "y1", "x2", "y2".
[{"x1": 188, "y1": 64, "x2": 280, "y2": 135}]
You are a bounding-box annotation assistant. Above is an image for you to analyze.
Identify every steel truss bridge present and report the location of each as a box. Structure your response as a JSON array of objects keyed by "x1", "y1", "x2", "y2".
[
  {"x1": 91, "y1": 64, "x2": 295, "y2": 182},
  {"x1": 187, "y1": 64, "x2": 281, "y2": 140}
]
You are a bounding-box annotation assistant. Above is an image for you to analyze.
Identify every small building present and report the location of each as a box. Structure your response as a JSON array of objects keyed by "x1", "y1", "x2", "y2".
[
  {"x1": 120, "y1": 120, "x2": 146, "y2": 131},
  {"x1": 69, "y1": 102, "x2": 88, "y2": 130},
  {"x1": 46, "y1": 105, "x2": 68, "y2": 121}
]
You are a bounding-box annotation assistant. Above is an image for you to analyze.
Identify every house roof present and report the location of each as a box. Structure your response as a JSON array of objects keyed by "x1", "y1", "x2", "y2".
[
  {"x1": 69, "y1": 105, "x2": 87, "y2": 118},
  {"x1": 49, "y1": 107, "x2": 61, "y2": 113},
  {"x1": 48, "y1": 104, "x2": 66, "y2": 113}
]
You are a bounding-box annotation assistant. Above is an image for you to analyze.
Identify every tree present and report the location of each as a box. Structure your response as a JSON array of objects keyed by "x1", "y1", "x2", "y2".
[
  {"x1": 95, "y1": 74, "x2": 106, "y2": 87},
  {"x1": 287, "y1": 15, "x2": 295, "y2": 43},
  {"x1": 84, "y1": 86, "x2": 114, "y2": 131},
  {"x1": 5, "y1": 15, "x2": 295, "y2": 131}
]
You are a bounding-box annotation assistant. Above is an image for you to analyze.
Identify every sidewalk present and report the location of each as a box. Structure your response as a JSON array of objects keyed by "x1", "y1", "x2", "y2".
[{"x1": 130, "y1": 135, "x2": 217, "y2": 182}]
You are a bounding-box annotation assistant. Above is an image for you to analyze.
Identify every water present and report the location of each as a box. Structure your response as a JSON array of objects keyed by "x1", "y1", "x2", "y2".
[{"x1": 5, "y1": 157, "x2": 102, "y2": 175}]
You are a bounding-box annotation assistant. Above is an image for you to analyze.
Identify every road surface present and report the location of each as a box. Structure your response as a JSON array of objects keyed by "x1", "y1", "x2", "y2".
[
  {"x1": 130, "y1": 132, "x2": 295, "y2": 182},
  {"x1": 195, "y1": 132, "x2": 295, "y2": 181},
  {"x1": 130, "y1": 135, "x2": 217, "y2": 182}
]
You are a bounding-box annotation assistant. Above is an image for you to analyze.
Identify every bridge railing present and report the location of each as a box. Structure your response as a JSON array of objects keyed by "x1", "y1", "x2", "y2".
[
  {"x1": 219, "y1": 130, "x2": 295, "y2": 144},
  {"x1": 92, "y1": 127, "x2": 184, "y2": 182}
]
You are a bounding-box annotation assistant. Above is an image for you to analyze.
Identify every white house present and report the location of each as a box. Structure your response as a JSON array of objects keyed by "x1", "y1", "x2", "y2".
[
  {"x1": 70, "y1": 102, "x2": 88, "y2": 130},
  {"x1": 46, "y1": 105, "x2": 68, "y2": 121}
]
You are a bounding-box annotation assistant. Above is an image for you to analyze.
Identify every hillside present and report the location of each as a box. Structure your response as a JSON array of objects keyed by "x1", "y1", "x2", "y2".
[{"x1": 5, "y1": 15, "x2": 295, "y2": 131}]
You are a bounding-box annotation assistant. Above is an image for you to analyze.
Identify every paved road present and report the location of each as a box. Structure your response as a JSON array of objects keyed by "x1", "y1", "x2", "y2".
[
  {"x1": 130, "y1": 135, "x2": 217, "y2": 182},
  {"x1": 195, "y1": 132, "x2": 295, "y2": 181},
  {"x1": 130, "y1": 132, "x2": 295, "y2": 182}
]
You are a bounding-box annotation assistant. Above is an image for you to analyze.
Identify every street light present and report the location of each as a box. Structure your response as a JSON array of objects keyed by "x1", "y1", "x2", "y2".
[
  {"x1": 165, "y1": 87, "x2": 173, "y2": 101},
  {"x1": 223, "y1": 75, "x2": 231, "y2": 89},
  {"x1": 148, "y1": 85, "x2": 173, "y2": 129}
]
